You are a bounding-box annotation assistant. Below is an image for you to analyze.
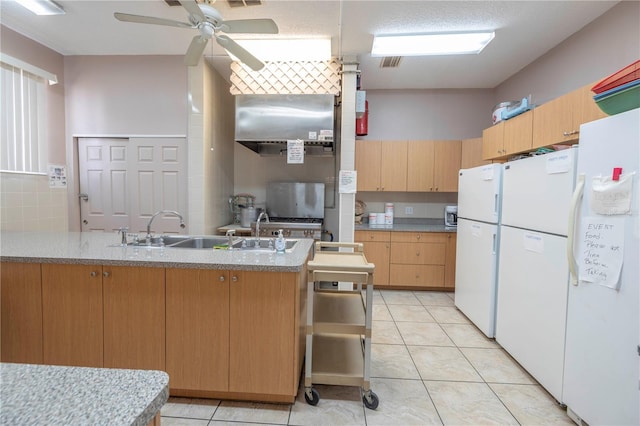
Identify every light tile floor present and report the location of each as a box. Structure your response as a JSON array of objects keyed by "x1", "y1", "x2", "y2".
[{"x1": 161, "y1": 289, "x2": 574, "y2": 426}]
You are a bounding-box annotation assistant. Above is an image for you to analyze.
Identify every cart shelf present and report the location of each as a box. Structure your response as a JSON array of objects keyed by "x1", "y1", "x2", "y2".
[{"x1": 304, "y1": 242, "x2": 379, "y2": 410}]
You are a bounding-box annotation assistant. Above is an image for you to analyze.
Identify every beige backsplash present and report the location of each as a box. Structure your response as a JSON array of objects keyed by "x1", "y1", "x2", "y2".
[{"x1": 356, "y1": 192, "x2": 458, "y2": 219}]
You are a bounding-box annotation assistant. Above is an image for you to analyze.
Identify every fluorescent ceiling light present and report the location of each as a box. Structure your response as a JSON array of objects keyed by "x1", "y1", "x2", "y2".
[
  {"x1": 371, "y1": 31, "x2": 495, "y2": 56},
  {"x1": 15, "y1": 0, "x2": 65, "y2": 15},
  {"x1": 230, "y1": 38, "x2": 331, "y2": 62}
]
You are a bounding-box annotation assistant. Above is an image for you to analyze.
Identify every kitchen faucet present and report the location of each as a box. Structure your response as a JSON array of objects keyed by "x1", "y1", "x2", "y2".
[
  {"x1": 255, "y1": 211, "x2": 269, "y2": 244},
  {"x1": 146, "y1": 210, "x2": 185, "y2": 244}
]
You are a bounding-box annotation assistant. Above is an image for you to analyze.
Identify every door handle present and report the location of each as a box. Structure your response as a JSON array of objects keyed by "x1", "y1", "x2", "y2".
[{"x1": 79, "y1": 193, "x2": 89, "y2": 201}]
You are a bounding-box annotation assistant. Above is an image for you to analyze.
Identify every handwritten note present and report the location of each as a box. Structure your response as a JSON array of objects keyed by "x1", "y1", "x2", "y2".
[
  {"x1": 339, "y1": 170, "x2": 357, "y2": 193},
  {"x1": 287, "y1": 140, "x2": 304, "y2": 164},
  {"x1": 578, "y1": 216, "x2": 625, "y2": 290}
]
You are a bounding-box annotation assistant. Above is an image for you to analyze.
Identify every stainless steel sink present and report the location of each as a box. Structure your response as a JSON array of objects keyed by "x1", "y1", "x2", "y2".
[
  {"x1": 232, "y1": 238, "x2": 297, "y2": 252},
  {"x1": 112, "y1": 235, "x2": 297, "y2": 252}
]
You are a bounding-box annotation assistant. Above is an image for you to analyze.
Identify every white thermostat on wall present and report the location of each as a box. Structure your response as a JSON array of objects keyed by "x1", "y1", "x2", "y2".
[{"x1": 308, "y1": 131, "x2": 318, "y2": 140}]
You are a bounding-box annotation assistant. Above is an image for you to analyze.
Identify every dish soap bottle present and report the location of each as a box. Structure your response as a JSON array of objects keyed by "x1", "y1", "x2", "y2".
[{"x1": 275, "y1": 229, "x2": 286, "y2": 254}]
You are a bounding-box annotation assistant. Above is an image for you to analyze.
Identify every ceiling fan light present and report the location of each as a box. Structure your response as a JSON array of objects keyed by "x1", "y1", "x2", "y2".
[
  {"x1": 15, "y1": 0, "x2": 65, "y2": 15},
  {"x1": 371, "y1": 31, "x2": 495, "y2": 56}
]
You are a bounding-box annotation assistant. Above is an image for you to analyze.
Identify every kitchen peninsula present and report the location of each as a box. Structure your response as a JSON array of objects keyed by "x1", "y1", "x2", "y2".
[{"x1": 0, "y1": 232, "x2": 313, "y2": 403}]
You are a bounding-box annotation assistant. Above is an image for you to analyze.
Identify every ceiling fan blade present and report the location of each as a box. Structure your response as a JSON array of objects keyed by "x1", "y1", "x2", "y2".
[
  {"x1": 179, "y1": 0, "x2": 206, "y2": 22},
  {"x1": 114, "y1": 12, "x2": 193, "y2": 29},
  {"x1": 220, "y1": 19, "x2": 279, "y2": 34},
  {"x1": 216, "y1": 34, "x2": 264, "y2": 71},
  {"x1": 184, "y1": 35, "x2": 209, "y2": 66}
]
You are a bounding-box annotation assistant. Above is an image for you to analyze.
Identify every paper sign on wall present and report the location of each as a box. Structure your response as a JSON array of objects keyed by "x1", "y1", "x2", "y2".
[
  {"x1": 590, "y1": 173, "x2": 634, "y2": 215},
  {"x1": 578, "y1": 216, "x2": 624, "y2": 290},
  {"x1": 287, "y1": 140, "x2": 304, "y2": 164},
  {"x1": 339, "y1": 170, "x2": 357, "y2": 193}
]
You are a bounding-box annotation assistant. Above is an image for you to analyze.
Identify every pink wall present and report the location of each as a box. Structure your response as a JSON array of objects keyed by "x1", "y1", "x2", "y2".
[
  {"x1": 0, "y1": 25, "x2": 66, "y2": 164},
  {"x1": 64, "y1": 56, "x2": 188, "y2": 135}
]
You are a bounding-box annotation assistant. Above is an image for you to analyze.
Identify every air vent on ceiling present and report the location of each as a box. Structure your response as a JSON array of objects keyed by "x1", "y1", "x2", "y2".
[
  {"x1": 227, "y1": 0, "x2": 262, "y2": 7},
  {"x1": 380, "y1": 56, "x2": 402, "y2": 68},
  {"x1": 164, "y1": 0, "x2": 182, "y2": 6}
]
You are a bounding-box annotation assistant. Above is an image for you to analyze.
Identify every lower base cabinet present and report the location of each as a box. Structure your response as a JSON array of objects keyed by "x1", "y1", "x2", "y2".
[
  {"x1": 166, "y1": 269, "x2": 230, "y2": 392},
  {"x1": 103, "y1": 266, "x2": 165, "y2": 371},
  {"x1": 1, "y1": 262, "x2": 43, "y2": 364},
  {"x1": 1, "y1": 261, "x2": 306, "y2": 403},
  {"x1": 355, "y1": 231, "x2": 457, "y2": 289},
  {"x1": 42, "y1": 263, "x2": 104, "y2": 367},
  {"x1": 166, "y1": 268, "x2": 306, "y2": 402}
]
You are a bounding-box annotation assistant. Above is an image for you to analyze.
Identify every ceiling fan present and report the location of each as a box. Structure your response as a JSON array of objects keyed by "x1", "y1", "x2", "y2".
[{"x1": 114, "y1": 0, "x2": 278, "y2": 70}]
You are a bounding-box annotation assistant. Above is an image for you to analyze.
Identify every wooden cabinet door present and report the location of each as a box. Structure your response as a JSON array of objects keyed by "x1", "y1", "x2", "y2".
[
  {"x1": 355, "y1": 140, "x2": 381, "y2": 191},
  {"x1": 482, "y1": 122, "x2": 504, "y2": 160},
  {"x1": 444, "y1": 233, "x2": 457, "y2": 289},
  {"x1": 42, "y1": 264, "x2": 103, "y2": 367},
  {"x1": 1, "y1": 262, "x2": 43, "y2": 364},
  {"x1": 390, "y1": 264, "x2": 445, "y2": 287},
  {"x1": 574, "y1": 83, "x2": 607, "y2": 127},
  {"x1": 390, "y1": 242, "x2": 446, "y2": 265},
  {"x1": 166, "y1": 268, "x2": 229, "y2": 392},
  {"x1": 407, "y1": 140, "x2": 434, "y2": 191},
  {"x1": 103, "y1": 265, "x2": 165, "y2": 371},
  {"x1": 362, "y1": 241, "x2": 390, "y2": 286},
  {"x1": 433, "y1": 140, "x2": 462, "y2": 192},
  {"x1": 229, "y1": 271, "x2": 296, "y2": 396},
  {"x1": 503, "y1": 110, "x2": 533, "y2": 156},
  {"x1": 532, "y1": 94, "x2": 573, "y2": 148},
  {"x1": 380, "y1": 141, "x2": 407, "y2": 191},
  {"x1": 461, "y1": 137, "x2": 490, "y2": 170}
]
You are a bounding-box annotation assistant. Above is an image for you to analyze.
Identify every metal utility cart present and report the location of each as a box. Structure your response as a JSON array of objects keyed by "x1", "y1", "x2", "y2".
[{"x1": 304, "y1": 242, "x2": 379, "y2": 409}]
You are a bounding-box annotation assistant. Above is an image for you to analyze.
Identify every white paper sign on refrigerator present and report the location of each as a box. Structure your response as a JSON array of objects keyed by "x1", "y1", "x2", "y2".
[{"x1": 579, "y1": 216, "x2": 625, "y2": 290}]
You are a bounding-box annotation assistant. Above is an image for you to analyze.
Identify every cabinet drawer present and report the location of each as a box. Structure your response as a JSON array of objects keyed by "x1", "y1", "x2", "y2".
[
  {"x1": 390, "y1": 265, "x2": 445, "y2": 287},
  {"x1": 355, "y1": 230, "x2": 390, "y2": 242},
  {"x1": 391, "y1": 232, "x2": 448, "y2": 243},
  {"x1": 390, "y1": 242, "x2": 446, "y2": 265}
]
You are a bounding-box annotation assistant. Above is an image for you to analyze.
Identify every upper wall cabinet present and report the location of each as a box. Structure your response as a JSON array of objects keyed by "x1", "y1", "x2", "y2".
[
  {"x1": 532, "y1": 82, "x2": 607, "y2": 149},
  {"x1": 460, "y1": 137, "x2": 491, "y2": 170},
  {"x1": 482, "y1": 110, "x2": 533, "y2": 160},
  {"x1": 356, "y1": 140, "x2": 408, "y2": 192},
  {"x1": 407, "y1": 140, "x2": 462, "y2": 192}
]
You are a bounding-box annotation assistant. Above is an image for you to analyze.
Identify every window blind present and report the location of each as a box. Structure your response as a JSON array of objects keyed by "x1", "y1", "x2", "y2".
[{"x1": 1, "y1": 61, "x2": 47, "y2": 173}]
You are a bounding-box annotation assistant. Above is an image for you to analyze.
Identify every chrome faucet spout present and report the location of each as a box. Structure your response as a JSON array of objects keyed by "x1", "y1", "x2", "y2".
[
  {"x1": 146, "y1": 210, "x2": 185, "y2": 243},
  {"x1": 255, "y1": 212, "x2": 269, "y2": 243}
]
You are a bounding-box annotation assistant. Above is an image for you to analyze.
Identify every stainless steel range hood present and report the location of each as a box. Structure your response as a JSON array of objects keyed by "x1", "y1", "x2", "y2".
[{"x1": 235, "y1": 94, "x2": 335, "y2": 156}]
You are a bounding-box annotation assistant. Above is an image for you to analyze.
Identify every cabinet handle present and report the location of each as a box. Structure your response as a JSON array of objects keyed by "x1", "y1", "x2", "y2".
[
  {"x1": 435, "y1": 187, "x2": 438, "y2": 191},
  {"x1": 231, "y1": 275, "x2": 238, "y2": 282},
  {"x1": 219, "y1": 275, "x2": 226, "y2": 282},
  {"x1": 563, "y1": 130, "x2": 579, "y2": 137},
  {"x1": 416, "y1": 252, "x2": 420, "y2": 257},
  {"x1": 416, "y1": 235, "x2": 421, "y2": 240},
  {"x1": 103, "y1": 271, "x2": 110, "y2": 277},
  {"x1": 90, "y1": 271, "x2": 97, "y2": 277}
]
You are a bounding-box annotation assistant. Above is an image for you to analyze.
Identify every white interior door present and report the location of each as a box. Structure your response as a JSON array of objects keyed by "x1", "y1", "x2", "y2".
[
  {"x1": 78, "y1": 138, "x2": 129, "y2": 232},
  {"x1": 78, "y1": 137, "x2": 187, "y2": 234}
]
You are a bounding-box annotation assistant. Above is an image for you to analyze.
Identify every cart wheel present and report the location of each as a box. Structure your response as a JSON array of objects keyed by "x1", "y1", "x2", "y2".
[
  {"x1": 363, "y1": 390, "x2": 379, "y2": 410},
  {"x1": 304, "y1": 387, "x2": 320, "y2": 406}
]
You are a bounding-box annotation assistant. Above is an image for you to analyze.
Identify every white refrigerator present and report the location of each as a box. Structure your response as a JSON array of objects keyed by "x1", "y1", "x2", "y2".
[
  {"x1": 563, "y1": 108, "x2": 639, "y2": 425},
  {"x1": 455, "y1": 163, "x2": 503, "y2": 338},
  {"x1": 496, "y1": 146, "x2": 579, "y2": 403}
]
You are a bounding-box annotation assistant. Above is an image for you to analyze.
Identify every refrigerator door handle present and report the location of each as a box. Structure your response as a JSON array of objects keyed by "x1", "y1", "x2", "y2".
[
  {"x1": 492, "y1": 232, "x2": 497, "y2": 254},
  {"x1": 567, "y1": 173, "x2": 586, "y2": 285}
]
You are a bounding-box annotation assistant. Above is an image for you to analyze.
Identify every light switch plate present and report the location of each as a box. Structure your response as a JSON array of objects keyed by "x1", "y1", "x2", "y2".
[{"x1": 405, "y1": 206, "x2": 413, "y2": 215}]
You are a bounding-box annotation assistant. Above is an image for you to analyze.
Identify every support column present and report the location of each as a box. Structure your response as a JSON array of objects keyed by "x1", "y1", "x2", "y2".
[{"x1": 338, "y1": 58, "x2": 358, "y2": 244}]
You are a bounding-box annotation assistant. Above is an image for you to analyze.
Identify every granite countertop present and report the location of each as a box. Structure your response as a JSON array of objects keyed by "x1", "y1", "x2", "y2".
[
  {"x1": 355, "y1": 218, "x2": 457, "y2": 233},
  {"x1": 0, "y1": 232, "x2": 313, "y2": 272},
  {"x1": 1, "y1": 363, "x2": 168, "y2": 426}
]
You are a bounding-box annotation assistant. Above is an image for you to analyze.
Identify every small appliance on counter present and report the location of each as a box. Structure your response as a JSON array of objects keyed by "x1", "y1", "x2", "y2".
[
  {"x1": 444, "y1": 205, "x2": 458, "y2": 227},
  {"x1": 229, "y1": 193, "x2": 257, "y2": 227}
]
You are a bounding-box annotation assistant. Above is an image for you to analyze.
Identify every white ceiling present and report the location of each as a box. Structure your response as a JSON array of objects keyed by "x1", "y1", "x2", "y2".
[{"x1": 0, "y1": 0, "x2": 618, "y2": 90}]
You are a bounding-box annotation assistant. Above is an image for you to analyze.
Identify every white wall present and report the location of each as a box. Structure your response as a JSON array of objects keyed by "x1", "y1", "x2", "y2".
[{"x1": 495, "y1": 1, "x2": 640, "y2": 105}]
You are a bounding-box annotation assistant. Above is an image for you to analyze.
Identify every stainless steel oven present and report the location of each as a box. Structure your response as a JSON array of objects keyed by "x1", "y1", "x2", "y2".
[{"x1": 250, "y1": 182, "x2": 325, "y2": 240}]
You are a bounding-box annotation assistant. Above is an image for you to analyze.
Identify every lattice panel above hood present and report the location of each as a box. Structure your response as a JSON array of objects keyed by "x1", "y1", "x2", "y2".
[{"x1": 230, "y1": 59, "x2": 341, "y2": 95}]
